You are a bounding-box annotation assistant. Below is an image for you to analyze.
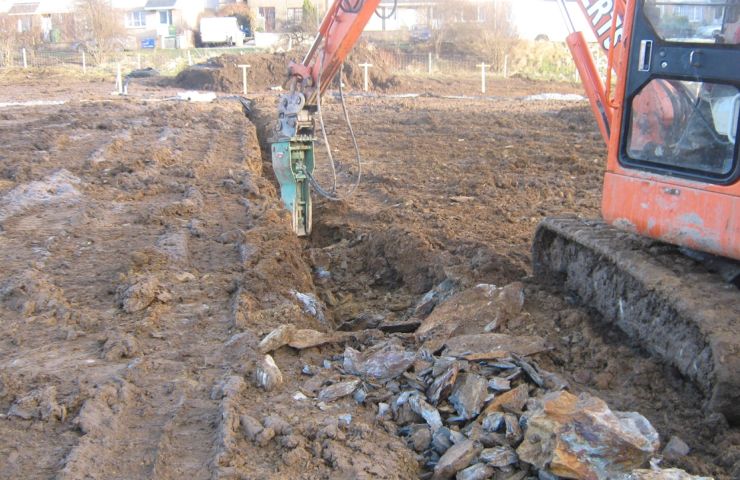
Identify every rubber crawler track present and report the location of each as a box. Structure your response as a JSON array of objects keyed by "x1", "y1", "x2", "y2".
[{"x1": 533, "y1": 217, "x2": 740, "y2": 423}]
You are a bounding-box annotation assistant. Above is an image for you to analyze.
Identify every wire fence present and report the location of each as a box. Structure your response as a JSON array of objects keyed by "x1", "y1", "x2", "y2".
[
  {"x1": 0, "y1": 42, "x2": 608, "y2": 83},
  {"x1": 0, "y1": 46, "x2": 255, "y2": 75}
]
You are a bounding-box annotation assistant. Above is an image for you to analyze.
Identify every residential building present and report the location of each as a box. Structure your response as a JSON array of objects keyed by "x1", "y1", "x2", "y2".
[
  {"x1": 248, "y1": 0, "x2": 316, "y2": 32},
  {"x1": 363, "y1": 0, "x2": 597, "y2": 41},
  {"x1": 112, "y1": 0, "x2": 221, "y2": 47},
  {"x1": 2, "y1": 0, "x2": 75, "y2": 41},
  {"x1": 365, "y1": 0, "x2": 437, "y2": 32}
]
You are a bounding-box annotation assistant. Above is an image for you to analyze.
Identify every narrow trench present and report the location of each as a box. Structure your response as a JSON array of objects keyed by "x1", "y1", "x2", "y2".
[{"x1": 249, "y1": 103, "x2": 443, "y2": 334}]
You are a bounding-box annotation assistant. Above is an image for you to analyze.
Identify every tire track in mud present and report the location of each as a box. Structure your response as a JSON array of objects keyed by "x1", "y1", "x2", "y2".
[
  {"x1": 0, "y1": 100, "x2": 283, "y2": 479},
  {"x1": 59, "y1": 106, "x2": 263, "y2": 479}
]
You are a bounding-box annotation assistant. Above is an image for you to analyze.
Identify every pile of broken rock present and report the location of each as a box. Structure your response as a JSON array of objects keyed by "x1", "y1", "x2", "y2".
[{"x1": 255, "y1": 283, "x2": 712, "y2": 480}]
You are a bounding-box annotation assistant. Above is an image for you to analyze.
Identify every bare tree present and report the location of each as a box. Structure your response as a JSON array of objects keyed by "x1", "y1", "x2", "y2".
[
  {"x1": 76, "y1": 0, "x2": 125, "y2": 63},
  {"x1": 217, "y1": 2, "x2": 255, "y2": 32},
  {"x1": 476, "y1": 0, "x2": 518, "y2": 71},
  {"x1": 0, "y1": 13, "x2": 46, "y2": 65},
  {"x1": 431, "y1": 0, "x2": 517, "y2": 70},
  {"x1": 0, "y1": 15, "x2": 18, "y2": 66},
  {"x1": 283, "y1": 0, "x2": 320, "y2": 49},
  {"x1": 301, "y1": 0, "x2": 319, "y2": 32}
]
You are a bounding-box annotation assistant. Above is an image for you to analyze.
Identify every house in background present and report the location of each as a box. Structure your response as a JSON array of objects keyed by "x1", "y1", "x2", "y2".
[
  {"x1": 111, "y1": 0, "x2": 206, "y2": 48},
  {"x1": 361, "y1": 0, "x2": 599, "y2": 41},
  {"x1": 1, "y1": 0, "x2": 75, "y2": 41},
  {"x1": 113, "y1": 0, "x2": 323, "y2": 44},
  {"x1": 365, "y1": 0, "x2": 436, "y2": 32},
  {"x1": 247, "y1": 0, "x2": 318, "y2": 32}
]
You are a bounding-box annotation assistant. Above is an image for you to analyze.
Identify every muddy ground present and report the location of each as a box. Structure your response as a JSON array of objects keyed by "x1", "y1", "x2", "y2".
[{"x1": 0, "y1": 66, "x2": 738, "y2": 480}]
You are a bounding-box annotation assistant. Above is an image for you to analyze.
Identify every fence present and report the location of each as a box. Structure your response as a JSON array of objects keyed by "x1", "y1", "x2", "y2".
[
  {"x1": 378, "y1": 43, "x2": 608, "y2": 82},
  {"x1": 0, "y1": 42, "x2": 608, "y2": 84},
  {"x1": 0, "y1": 46, "x2": 257, "y2": 76}
]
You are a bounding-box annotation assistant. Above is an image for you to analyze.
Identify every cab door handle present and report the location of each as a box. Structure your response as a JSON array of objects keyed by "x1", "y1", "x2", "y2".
[
  {"x1": 689, "y1": 49, "x2": 703, "y2": 68},
  {"x1": 638, "y1": 40, "x2": 653, "y2": 72}
]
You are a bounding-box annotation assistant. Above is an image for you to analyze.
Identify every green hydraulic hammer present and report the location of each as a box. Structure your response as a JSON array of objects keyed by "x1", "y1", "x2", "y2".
[{"x1": 270, "y1": 91, "x2": 315, "y2": 237}]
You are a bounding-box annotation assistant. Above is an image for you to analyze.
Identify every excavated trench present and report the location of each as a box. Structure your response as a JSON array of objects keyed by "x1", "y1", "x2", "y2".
[{"x1": 249, "y1": 100, "x2": 740, "y2": 479}]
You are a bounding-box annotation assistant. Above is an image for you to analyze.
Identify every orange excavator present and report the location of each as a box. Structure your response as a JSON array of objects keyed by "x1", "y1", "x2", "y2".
[{"x1": 270, "y1": 0, "x2": 739, "y2": 422}]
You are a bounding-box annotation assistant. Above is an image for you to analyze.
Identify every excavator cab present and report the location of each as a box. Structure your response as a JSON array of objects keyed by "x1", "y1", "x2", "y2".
[{"x1": 602, "y1": 0, "x2": 739, "y2": 259}]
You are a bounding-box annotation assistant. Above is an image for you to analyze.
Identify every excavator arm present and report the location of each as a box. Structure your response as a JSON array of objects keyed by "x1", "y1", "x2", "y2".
[
  {"x1": 271, "y1": 0, "x2": 381, "y2": 236},
  {"x1": 558, "y1": 0, "x2": 627, "y2": 144}
]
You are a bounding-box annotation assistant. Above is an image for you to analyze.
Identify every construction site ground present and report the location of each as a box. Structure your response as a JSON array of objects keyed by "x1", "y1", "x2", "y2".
[{"x1": 0, "y1": 68, "x2": 738, "y2": 480}]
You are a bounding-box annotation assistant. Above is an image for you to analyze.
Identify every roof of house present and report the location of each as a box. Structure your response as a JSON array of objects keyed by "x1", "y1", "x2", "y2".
[
  {"x1": 8, "y1": 2, "x2": 39, "y2": 15},
  {"x1": 144, "y1": 0, "x2": 178, "y2": 10}
]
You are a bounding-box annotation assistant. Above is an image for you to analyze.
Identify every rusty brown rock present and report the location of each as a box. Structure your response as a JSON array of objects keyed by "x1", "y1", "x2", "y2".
[
  {"x1": 417, "y1": 283, "x2": 528, "y2": 351},
  {"x1": 516, "y1": 391, "x2": 659, "y2": 480},
  {"x1": 257, "y1": 324, "x2": 296, "y2": 353},
  {"x1": 626, "y1": 468, "x2": 713, "y2": 479},
  {"x1": 415, "y1": 284, "x2": 501, "y2": 351},
  {"x1": 482, "y1": 384, "x2": 529, "y2": 415},
  {"x1": 443, "y1": 333, "x2": 548, "y2": 360},
  {"x1": 318, "y1": 379, "x2": 361, "y2": 403},
  {"x1": 118, "y1": 276, "x2": 166, "y2": 313},
  {"x1": 258, "y1": 325, "x2": 348, "y2": 353},
  {"x1": 483, "y1": 282, "x2": 525, "y2": 332},
  {"x1": 432, "y1": 439, "x2": 482, "y2": 480},
  {"x1": 289, "y1": 329, "x2": 346, "y2": 349},
  {"x1": 343, "y1": 340, "x2": 415, "y2": 381}
]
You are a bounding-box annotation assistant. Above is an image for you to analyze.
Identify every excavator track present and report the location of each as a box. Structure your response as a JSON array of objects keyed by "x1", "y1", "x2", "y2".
[{"x1": 532, "y1": 217, "x2": 740, "y2": 423}]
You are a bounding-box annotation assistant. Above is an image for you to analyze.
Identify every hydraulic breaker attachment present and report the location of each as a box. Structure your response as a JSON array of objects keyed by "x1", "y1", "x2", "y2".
[
  {"x1": 271, "y1": 138, "x2": 314, "y2": 236},
  {"x1": 270, "y1": 92, "x2": 316, "y2": 236}
]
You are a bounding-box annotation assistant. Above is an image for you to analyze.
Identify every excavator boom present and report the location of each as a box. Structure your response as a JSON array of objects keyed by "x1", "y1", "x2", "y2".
[{"x1": 270, "y1": 0, "x2": 381, "y2": 236}]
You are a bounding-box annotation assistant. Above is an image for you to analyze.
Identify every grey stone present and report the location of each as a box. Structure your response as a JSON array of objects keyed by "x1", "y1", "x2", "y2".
[
  {"x1": 662, "y1": 436, "x2": 690, "y2": 460},
  {"x1": 480, "y1": 446, "x2": 518, "y2": 467},
  {"x1": 488, "y1": 377, "x2": 511, "y2": 392},
  {"x1": 449, "y1": 373, "x2": 488, "y2": 420},
  {"x1": 256, "y1": 426, "x2": 276, "y2": 446}
]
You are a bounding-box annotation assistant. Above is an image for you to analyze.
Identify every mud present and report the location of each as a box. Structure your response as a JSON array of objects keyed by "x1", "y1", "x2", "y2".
[
  {"x1": 172, "y1": 44, "x2": 583, "y2": 97},
  {"x1": 174, "y1": 43, "x2": 401, "y2": 94},
  {"x1": 0, "y1": 67, "x2": 737, "y2": 479}
]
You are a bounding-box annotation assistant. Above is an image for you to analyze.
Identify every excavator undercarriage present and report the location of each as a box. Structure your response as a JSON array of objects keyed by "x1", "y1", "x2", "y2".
[{"x1": 533, "y1": 217, "x2": 740, "y2": 422}]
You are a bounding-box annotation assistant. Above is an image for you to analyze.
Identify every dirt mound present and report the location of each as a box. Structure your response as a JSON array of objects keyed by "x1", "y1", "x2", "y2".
[
  {"x1": 175, "y1": 52, "x2": 290, "y2": 92},
  {"x1": 343, "y1": 43, "x2": 401, "y2": 90},
  {"x1": 174, "y1": 43, "x2": 399, "y2": 93}
]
